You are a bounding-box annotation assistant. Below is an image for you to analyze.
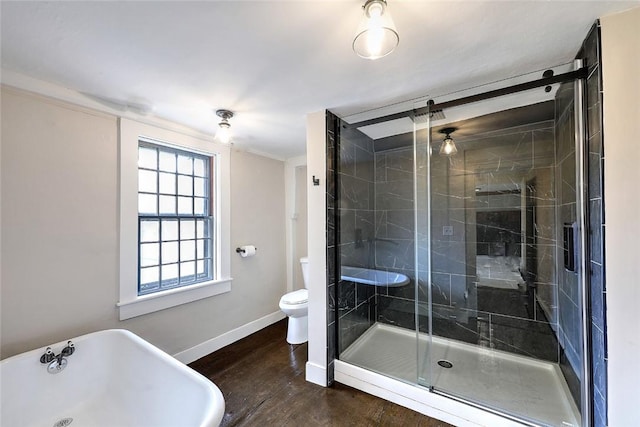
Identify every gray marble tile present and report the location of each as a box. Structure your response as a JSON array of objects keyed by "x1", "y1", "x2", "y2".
[
  {"x1": 338, "y1": 280, "x2": 355, "y2": 313},
  {"x1": 339, "y1": 209, "x2": 356, "y2": 245},
  {"x1": 590, "y1": 198, "x2": 603, "y2": 265},
  {"x1": 375, "y1": 152, "x2": 387, "y2": 182},
  {"x1": 340, "y1": 174, "x2": 371, "y2": 210},
  {"x1": 355, "y1": 145, "x2": 374, "y2": 182},
  {"x1": 385, "y1": 210, "x2": 415, "y2": 239},
  {"x1": 490, "y1": 313, "x2": 559, "y2": 362},
  {"x1": 590, "y1": 261, "x2": 604, "y2": 331},
  {"x1": 375, "y1": 239, "x2": 414, "y2": 270},
  {"x1": 375, "y1": 180, "x2": 414, "y2": 210},
  {"x1": 377, "y1": 295, "x2": 416, "y2": 330},
  {"x1": 587, "y1": 70, "x2": 602, "y2": 140},
  {"x1": 560, "y1": 155, "x2": 577, "y2": 205},
  {"x1": 533, "y1": 129, "x2": 555, "y2": 168}
]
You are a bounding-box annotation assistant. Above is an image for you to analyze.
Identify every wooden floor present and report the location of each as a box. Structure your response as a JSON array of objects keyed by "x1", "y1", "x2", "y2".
[{"x1": 189, "y1": 320, "x2": 453, "y2": 427}]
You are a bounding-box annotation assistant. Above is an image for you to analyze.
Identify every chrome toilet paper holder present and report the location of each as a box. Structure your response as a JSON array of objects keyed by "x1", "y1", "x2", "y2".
[{"x1": 236, "y1": 247, "x2": 258, "y2": 254}]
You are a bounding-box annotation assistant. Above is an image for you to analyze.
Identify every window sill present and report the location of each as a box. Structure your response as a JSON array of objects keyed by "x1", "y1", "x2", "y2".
[{"x1": 117, "y1": 278, "x2": 233, "y2": 320}]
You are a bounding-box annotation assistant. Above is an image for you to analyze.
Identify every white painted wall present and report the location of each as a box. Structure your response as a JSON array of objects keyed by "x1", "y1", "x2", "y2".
[
  {"x1": 601, "y1": 7, "x2": 640, "y2": 426},
  {"x1": 305, "y1": 111, "x2": 327, "y2": 386},
  {"x1": 284, "y1": 155, "x2": 307, "y2": 293},
  {"x1": 0, "y1": 86, "x2": 286, "y2": 361},
  {"x1": 294, "y1": 166, "x2": 308, "y2": 288}
]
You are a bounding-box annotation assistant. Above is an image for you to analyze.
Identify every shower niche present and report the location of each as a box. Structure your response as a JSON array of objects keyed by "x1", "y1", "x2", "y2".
[{"x1": 330, "y1": 63, "x2": 591, "y2": 427}]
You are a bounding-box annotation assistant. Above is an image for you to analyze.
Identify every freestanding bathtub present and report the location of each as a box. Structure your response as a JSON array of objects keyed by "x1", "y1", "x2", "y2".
[{"x1": 0, "y1": 329, "x2": 225, "y2": 427}]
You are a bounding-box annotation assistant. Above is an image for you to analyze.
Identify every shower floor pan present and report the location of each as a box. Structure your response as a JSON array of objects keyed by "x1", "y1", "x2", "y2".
[{"x1": 340, "y1": 323, "x2": 580, "y2": 427}]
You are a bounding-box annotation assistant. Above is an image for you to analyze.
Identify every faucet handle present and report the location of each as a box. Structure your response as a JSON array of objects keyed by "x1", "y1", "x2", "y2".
[
  {"x1": 40, "y1": 347, "x2": 55, "y2": 364},
  {"x1": 61, "y1": 341, "x2": 75, "y2": 357}
]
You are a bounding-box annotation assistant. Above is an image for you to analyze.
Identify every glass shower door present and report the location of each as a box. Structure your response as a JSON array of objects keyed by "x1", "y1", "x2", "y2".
[{"x1": 415, "y1": 65, "x2": 587, "y2": 426}]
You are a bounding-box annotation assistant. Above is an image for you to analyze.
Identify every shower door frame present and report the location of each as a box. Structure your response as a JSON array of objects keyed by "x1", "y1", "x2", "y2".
[
  {"x1": 342, "y1": 64, "x2": 592, "y2": 427},
  {"x1": 418, "y1": 67, "x2": 591, "y2": 427}
]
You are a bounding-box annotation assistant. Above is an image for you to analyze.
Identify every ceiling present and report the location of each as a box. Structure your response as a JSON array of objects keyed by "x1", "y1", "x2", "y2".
[{"x1": 1, "y1": 1, "x2": 636, "y2": 160}]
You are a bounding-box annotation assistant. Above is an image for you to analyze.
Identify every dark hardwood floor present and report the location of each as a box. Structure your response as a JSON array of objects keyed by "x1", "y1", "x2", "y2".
[{"x1": 189, "y1": 320, "x2": 453, "y2": 427}]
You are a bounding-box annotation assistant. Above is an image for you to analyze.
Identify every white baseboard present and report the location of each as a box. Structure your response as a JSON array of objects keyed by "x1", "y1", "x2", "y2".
[
  {"x1": 173, "y1": 311, "x2": 286, "y2": 364},
  {"x1": 305, "y1": 361, "x2": 328, "y2": 387}
]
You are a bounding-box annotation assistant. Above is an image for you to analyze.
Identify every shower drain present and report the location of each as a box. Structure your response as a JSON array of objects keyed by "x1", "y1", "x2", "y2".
[
  {"x1": 437, "y1": 360, "x2": 453, "y2": 369},
  {"x1": 53, "y1": 418, "x2": 73, "y2": 427}
]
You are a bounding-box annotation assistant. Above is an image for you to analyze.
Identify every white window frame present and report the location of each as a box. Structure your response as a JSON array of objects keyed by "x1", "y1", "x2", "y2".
[{"x1": 117, "y1": 118, "x2": 232, "y2": 320}]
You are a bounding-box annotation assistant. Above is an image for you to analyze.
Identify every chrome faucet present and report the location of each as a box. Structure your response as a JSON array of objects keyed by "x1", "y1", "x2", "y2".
[{"x1": 40, "y1": 341, "x2": 75, "y2": 374}]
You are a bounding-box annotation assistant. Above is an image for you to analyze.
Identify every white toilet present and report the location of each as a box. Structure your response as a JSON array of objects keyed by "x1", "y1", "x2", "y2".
[{"x1": 279, "y1": 257, "x2": 309, "y2": 344}]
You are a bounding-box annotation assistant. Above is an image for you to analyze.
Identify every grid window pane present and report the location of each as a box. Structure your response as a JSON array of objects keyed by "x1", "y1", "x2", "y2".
[
  {"x1": 178, "y1": 155, "x2": 193, "y2": 174},
  {"x1": 138, "y1": 194, "x2": 157, "y2": 214},
  {"x1": 138, "y1": 141, "x2": 213, "y2": 296},
  {"x1": 196, "y1": 220, "x2": 205, "y2": 238},
  {"x1": 194, "y1": 158, "x2": 206, "y2": 177},
  {"x1": 159, "y1": 151, "x2": 176, "y2": 172},
  {"x1": 159, "y1": 195, "x2": 176, "y2": 214},
  {"x1": 140, "y1": 243, "x2": 159, "y2": 267},
  {"x1": 140, "y1": 266, "x2": 159, "y2": 285},
  {"x1": 138, "y1": 147, "x2": 157, "y2": 169},
  {"x1": 194, "y1": 198, "x2": 205, "y2": 215},
  {"x1": 181, "y1": 219, "x2": 196, "y2": 240},
  {"x1": 194, "y1": 177, "x2": 206, "y2": 197},
  {"x1": 180, "y1": 240, "x2": 195, "y2": 261},
  {"x1": 139, "y1": 170, "x2": 157, "y2": 193},
  {"x1": 159, "y1": 172, "x2": 176, "y2": 194},
  {"x1": 140, "y1": 220, "x2": 159, "y2": 242},
  {"x1": 180, "y1": 261, "x2": 196, "y2": 280},
  {"x1": 178, "y1": 196, "x2": 193, "y2": 214},
  {"x1": 178, "y1": 175, "x2": 193, "y2": 196},
  {"x1": 161, "y1": 263, "x2": 179, "y2": 285},
  {"x1": 162, "y1": 241, "x2": 179, "y2": 264},
  {"x1": 162, "y1": 220, "x2": 179, "y2": 241}
]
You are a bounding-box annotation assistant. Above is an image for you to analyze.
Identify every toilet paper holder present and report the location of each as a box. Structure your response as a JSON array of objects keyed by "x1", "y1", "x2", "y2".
[{"x1": 235, "y1": 247, "x2": 258, "y2": 254}]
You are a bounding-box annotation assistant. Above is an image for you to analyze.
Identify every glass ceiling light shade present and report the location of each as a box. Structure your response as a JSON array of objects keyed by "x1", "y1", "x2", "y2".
[
  {"x1": 215, "y1": 109, "x2": 234, "y2": 144},
  {"x1": 438, "y1": 127, "x2": 458, "y2": 156},
  {"x1": 353, "y1": 0, "x2": 399, "y2": 60}
]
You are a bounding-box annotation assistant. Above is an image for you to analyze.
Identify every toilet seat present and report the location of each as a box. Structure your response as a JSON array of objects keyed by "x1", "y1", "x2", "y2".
[{"x1": 281, "y1": 289, "x2": 308, "y2": 305}]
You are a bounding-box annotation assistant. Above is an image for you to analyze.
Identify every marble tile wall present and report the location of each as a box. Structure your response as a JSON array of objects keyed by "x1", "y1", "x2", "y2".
[
  {"x1": 335, "y1": 124, "x2": 377, "y2": 354},
  {"x1": 374, "y1": 147, "x2": 421, "y2": 330},
  {"x1": 326, "y1": 111, "x2": 338, "y2": 386},
  {"x1": 374, "y1": 122, "x2": 561, "y2": 363},
  {"x1": 579, "y1": 22, "x2": 608, "y2": 427},
  {"x1": 554, "y1": 81, "x2": 583, "y2": 405}
]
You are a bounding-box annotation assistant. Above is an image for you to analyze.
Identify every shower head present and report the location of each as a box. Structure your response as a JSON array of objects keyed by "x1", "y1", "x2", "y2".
[{"x1": 412, "y1": 109, "x2": 446, "y2": 124}]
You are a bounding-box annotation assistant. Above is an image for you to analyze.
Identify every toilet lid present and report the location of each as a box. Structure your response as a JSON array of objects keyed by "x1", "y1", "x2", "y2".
[{"x1": 282, "y1": 289, "x2": 308, "y2": 305}]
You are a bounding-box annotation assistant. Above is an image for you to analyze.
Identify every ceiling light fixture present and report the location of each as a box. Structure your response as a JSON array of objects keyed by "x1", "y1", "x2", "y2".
[
  {"x1": 353, "y1": 0, "x2": 399, "y2": 60},
  {"x1": 438, "y1": 127, "x2": 458, "y2": 156},
  {"x1": 215, "y1": 109, "x2": 234, "y2": 144}
]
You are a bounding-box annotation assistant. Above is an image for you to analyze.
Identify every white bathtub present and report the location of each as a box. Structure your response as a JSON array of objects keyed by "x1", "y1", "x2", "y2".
[{"x1": 0, "y1": 329, "x2": 224, "y2": 427}]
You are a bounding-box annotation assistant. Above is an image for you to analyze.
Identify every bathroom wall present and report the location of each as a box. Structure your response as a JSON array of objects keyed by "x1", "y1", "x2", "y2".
[
  {"x1": 0, "y1": 86, "x2": 287, "y2": 360},
  {"x1": 601, "y1": 7, "x2": 640, "y2": 425}
]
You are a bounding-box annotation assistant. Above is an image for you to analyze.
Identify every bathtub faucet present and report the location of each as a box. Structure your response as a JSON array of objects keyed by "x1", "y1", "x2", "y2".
[{"x1": 40, "y1": 341, "x2": 75, "y2": 369}]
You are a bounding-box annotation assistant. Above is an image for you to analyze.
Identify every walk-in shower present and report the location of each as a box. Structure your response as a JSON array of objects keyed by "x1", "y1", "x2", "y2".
[{"x1": 329, "y1": 61, "x2": 594, "y2": 426}]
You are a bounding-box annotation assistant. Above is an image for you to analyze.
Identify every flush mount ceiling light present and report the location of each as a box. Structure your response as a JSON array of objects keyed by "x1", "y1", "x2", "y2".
[
  {"x1": 215, "y1": 109, "x2": 234, "y2": 144},
  {"x1": 438, "y1": 127, "x2": 458, "y2": 156},
  {"x1": 353, "y1": 0, "x2": 399, "y2": 60}
]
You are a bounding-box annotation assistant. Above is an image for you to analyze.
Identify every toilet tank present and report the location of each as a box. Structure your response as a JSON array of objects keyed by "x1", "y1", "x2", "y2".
[{"x1": 300, "y1": 257, "x2": 309, "y2": 289}]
